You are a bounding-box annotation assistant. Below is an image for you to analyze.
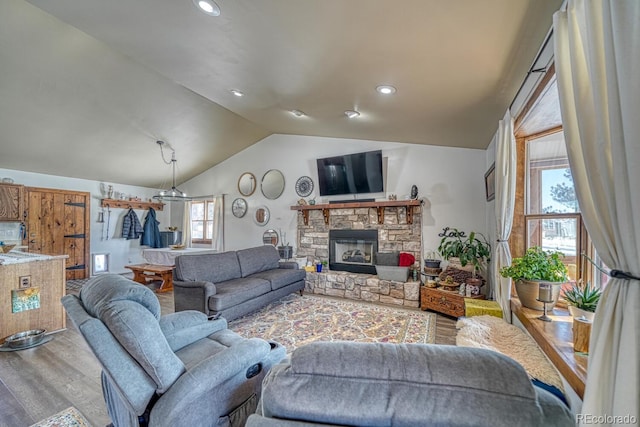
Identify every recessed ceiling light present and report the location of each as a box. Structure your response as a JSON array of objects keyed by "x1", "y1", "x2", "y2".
[
  {"x1": 376, "y1": 85, "x2": 397, "y2": 95},
  {"x1": 290, "y1": 109, "x2": 306, "y2": 118},
  {"x1": 230, "y1": 89, "x2": 244, "y2": 97},
  {"x1": 344, "y1": 110, "x2": 360, "y2": 119},
  {"x1": 192, "y1": 0, "x2": 221, "y2": 16}
]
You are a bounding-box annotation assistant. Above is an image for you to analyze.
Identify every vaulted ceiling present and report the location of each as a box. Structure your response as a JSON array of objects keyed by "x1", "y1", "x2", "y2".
[{"x1": 0, "y1": 0, "x2": 562, "y2": 188}]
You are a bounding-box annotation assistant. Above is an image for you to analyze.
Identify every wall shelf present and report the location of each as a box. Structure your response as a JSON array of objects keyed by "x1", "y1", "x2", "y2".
[
  {"x1": 291, "y1": 199, "x2": 422, "y2": 225},
  {"x1": 100, "y1": 198, "x2": 164, "y2": 211}
]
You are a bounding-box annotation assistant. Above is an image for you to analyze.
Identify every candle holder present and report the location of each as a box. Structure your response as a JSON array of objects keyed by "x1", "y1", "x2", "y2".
[{"x1": 537, "y1": 283, "x2": 554, "y2": 322}]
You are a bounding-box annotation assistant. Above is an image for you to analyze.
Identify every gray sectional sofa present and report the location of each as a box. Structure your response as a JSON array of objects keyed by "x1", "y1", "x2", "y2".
[
  {"x1": 173, "y1": 245, "x2": 306, "y2": 321},
  {"x1": 247, "y1": 341, "x2": 574, "y2": 427}
]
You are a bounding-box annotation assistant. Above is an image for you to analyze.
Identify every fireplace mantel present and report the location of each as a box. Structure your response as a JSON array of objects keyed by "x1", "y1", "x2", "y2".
[{"x1": 291, "y1": 199, "x2": 422, "y2": 225}]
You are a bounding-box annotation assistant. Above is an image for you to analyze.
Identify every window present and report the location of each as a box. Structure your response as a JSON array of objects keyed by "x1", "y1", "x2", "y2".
[
  {"x1": 191, "y1": 200, "x2": 215, "y2": 244},
  {"x1": 525, "y1": 131, "x2": 607, "y2": 289}
]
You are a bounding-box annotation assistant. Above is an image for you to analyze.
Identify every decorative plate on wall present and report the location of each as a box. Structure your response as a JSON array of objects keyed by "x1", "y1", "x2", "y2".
[
  {"x1": 295, "y1": 176, "x2": 314, "y2": 197},
  {"x1": 232, "y1": 198, "x2": 247, "y2": 218}
]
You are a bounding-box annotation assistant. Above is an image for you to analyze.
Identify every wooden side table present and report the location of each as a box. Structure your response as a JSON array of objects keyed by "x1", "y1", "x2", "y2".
[
  {"x1": 125, "y1": 263, "x2": 174, "y2": 293},
  {"x1": 420, "y1": 286, "x2": 485, "y2": 318}
]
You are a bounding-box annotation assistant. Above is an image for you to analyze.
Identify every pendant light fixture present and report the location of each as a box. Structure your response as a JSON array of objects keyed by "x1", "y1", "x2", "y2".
[{"x1": 153, "y1": 140, "x2": 192, "y2": 202}]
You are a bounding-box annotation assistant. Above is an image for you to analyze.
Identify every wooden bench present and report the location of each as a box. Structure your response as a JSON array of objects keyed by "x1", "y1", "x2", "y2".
[{"x1": 125, "y1": 263, "x2": 174, "y2": 293}]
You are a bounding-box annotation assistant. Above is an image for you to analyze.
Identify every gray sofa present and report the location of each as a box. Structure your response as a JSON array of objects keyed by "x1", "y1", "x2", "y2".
[
  {"x1": 247, "y1": 341, "x2": 574, "y2": 427},
  {"x1": 173, "y1": 245, "x2": 306, "y2": 321}
]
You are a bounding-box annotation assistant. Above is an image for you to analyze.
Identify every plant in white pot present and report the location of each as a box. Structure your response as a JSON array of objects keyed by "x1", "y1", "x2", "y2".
[
  {"x1": 500, "y1": 246, "x2": 568, "y2": 311},
  {"x1": 563, "y1": 280, "x2": 601, "y2": 322}
]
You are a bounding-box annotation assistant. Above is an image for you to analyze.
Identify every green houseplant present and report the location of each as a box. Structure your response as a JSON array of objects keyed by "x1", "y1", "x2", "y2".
[
  {"x1": 563, "y1": 280, "x2": 601, "y2": 321},
  {"x1": 500, "y1": 246, "x2": 569, "y2": 310},
  {"x1": 437, "y1": 227, "x2": 491, "y2": 277}
]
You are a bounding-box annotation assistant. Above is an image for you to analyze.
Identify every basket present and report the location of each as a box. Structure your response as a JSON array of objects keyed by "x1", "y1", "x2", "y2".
[{"x1": 376, "y1": 265, "x2": 410, "y2": 282}]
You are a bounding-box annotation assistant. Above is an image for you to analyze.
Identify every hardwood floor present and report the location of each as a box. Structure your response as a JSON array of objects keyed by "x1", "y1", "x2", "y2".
[{"x1": 0, "y1": 288, "x2": 458, "y2": 427}]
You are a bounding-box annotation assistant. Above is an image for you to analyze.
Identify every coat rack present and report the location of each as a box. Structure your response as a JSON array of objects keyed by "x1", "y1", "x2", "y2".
[{"x1": 100, "y1": 198, "x2": 165, "y2": 211}]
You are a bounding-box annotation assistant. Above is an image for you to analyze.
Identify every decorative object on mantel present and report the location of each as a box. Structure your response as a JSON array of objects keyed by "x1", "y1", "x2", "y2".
[
  {"x1": 153, "y1": 140, "x2": 192, "y2": 202},
  {"x1": 410, "y1": 184, "x2": 418, "y2": 199},
  {"x1": 295, "y1": 176, "x2": 314, "y2": 197}
]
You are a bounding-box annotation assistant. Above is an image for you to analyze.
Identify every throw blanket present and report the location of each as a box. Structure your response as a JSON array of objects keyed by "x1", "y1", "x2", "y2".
[{"x1": 456, "y1": 315, "x2": 565, "y2": 394}]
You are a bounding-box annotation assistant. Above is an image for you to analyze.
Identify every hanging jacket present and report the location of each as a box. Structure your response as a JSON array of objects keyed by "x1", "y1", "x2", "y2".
[
  {"x1": 141, "y1": 207, "x2": 162, "y2": 248},
  {"x1": 122, "y1": 208, "x2": 143, "y2": 240}
]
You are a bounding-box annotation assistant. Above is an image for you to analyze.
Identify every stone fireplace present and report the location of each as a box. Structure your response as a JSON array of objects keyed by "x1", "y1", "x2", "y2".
[
  {"x1": 295, "y1": 202, "x2": 422, "y2": 307},
  {"x1": 329, "y1": 229, "x2": 378, "y2": 274}
]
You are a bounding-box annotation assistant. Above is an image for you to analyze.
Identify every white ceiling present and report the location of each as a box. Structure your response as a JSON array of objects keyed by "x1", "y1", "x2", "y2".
[{"x1": 0, "y1": 0, "x2": 562, "y2": 188}]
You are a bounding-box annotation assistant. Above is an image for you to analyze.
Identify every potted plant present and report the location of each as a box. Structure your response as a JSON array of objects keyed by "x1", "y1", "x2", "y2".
[
  {"x1": 500, "y1": 246, "x2": 569, "y2": 311},
  {"x1": 423, "y1": 250, "x2": 441, "y2": 269},
  {"x1": 437, "y1": 227, "x2": 491, "y2": 277},
  {"x1": 563, "y1": 280, "x2": 601, "y2": 322}
]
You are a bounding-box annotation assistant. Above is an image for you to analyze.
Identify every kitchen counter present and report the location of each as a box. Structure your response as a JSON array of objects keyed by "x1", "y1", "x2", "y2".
[
  {"x1": 1, "y1": 252, "x2": 67, "y2": 341},
  {"x1": 0, "y1": 251, "x2": 68, "y2": 265}
]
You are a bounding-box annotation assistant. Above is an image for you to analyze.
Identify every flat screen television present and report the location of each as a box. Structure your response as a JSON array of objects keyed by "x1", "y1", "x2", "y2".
[{"x1": 316, "y1": 150, "x2": 384, "y2": 196}]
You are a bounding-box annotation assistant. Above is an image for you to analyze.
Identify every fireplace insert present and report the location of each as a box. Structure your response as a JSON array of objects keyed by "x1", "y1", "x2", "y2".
[{"x1": 329, "y1": 229, "x2": 378, "y2": 274}]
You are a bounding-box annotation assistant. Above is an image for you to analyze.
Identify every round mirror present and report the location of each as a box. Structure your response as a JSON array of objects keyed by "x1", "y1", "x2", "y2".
[
  {"x1": 238, "y1": 172, "x2": 256, "y2": 196},
  {"x1": 262, "y1": 229, "x2": 278, "y2": 246},
  {"x1": 261, "y1": 169, "x2": 285, "y2": 200},
  {"x1": 254, "y1": 206, "x2": 270, "y2": 226}
]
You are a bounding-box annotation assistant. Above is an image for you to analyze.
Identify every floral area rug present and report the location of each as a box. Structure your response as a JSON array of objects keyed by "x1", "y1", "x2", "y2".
[
  {"x1": 30, "y1": 407, "x2": 92, "y2": 427},
  {"x1": 229, "y1": 294, "x2": 436, "y2": 352}
]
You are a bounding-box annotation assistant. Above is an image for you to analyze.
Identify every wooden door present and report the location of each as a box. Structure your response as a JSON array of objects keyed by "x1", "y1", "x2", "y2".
[{"x1": 25, "y1": 187, "x2": 90, "y2": 280}]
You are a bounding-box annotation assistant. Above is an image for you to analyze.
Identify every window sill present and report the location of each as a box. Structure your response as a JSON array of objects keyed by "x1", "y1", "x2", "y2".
[{"x1": 511, "y1": 297, "x2": 588, "y2": 399}]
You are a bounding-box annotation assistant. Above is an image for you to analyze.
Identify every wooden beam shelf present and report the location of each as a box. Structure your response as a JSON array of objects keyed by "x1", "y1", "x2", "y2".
[
  {"x1": 101, "y1": 198, "x2": 165, "y2": 211},
  {"x1": 291, "y1": 199, "x2": 422, "y2": 225}
]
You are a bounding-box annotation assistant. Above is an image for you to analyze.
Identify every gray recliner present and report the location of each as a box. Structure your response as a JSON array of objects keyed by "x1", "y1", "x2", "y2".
[
  {"x1": 61, "y1": 274, "x2": 286, "y2": 427},
  {"x1": 246, "y1": 341, "x2": 574, "y2": 427}
]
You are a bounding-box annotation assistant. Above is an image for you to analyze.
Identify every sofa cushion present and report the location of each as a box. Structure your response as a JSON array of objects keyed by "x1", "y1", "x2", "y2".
[
  {"x1": 237, "y1": 246, "x2": 280, "y2": 277},
  {"x1": 175, "y1": 251, "x2": 241, "y2": 283},
  {"x1": 208, "y1": 277, "x2": 272, "y2": 311},
  {"x1": 250, "y1": 268, "x2": 306, "y2": 290}
]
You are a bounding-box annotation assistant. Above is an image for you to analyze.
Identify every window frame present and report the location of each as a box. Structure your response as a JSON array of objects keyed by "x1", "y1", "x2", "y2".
[{"x1": 190, "y1": 199, "x2": 215, "y2": 244}]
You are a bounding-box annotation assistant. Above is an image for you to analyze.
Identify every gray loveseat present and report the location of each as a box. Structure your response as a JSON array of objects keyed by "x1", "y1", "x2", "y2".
[
  {"x1": 247, "y1": 341, "x2": 574, "y2": 427},
  {"x1": 173, "y1": 245, "x2": 306, "y2": 321}
]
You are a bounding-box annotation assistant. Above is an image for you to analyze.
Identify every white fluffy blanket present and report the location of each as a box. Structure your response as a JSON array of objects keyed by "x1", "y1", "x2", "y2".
[{"x1": 456, "y1": 315, "x2": 565, "y2": 393}]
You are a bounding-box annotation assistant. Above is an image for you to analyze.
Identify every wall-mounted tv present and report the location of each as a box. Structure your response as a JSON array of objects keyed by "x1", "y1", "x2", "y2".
[{"x1": 316, "y1": 150, "x2": 384, "y2": 196}]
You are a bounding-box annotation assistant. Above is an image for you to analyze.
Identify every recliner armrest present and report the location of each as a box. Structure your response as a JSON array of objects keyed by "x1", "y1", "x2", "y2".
[
  {"x1": 160, "y1": 312, "x2": 228, "y2": 352},
  {"x1": 149, "y1": 338, "x2": 272, "y2": 424}
]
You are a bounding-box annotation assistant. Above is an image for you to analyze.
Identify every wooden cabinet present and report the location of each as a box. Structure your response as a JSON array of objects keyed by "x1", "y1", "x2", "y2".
[
  {"x1": 0, "y1": 183, "x2": 24, "y2": 221},
  {"x1": 420, "y1": 286, "x2": 485, "y2": 318}
]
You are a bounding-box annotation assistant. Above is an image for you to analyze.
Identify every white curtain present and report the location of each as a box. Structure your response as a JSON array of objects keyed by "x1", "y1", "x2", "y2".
[
  {"x1": 182, "y1": 201, "x2": 192, "y2": 248},
  {"x1": 554, "y1": 1, "x2": 640, "y2": 423},
  {"x1": 210, "y1": 195, "x2": 224, "y2": 252},
  {"x1": 492, "y1": 109, "x2": 517, "y2": 323}
]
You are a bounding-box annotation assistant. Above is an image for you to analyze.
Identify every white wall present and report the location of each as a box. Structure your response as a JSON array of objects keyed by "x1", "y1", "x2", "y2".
[
  {"x1": 0, "y1": 168, "x2": 173, "y2": 274},
  {"x1": 178, "y1": 134, "x2": 489, "y2": 260}
]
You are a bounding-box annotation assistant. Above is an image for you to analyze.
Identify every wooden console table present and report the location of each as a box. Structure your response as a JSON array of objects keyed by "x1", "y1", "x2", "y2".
[
  {"x1": 420, "y1": 286, "x2": 485, "y2": 318},
  {"x1": 291, "y1": 199, "x2": 422, "y2": 225},
  {"x1": 126, "y1": 264, "x2": 174, "y2": 293}
]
